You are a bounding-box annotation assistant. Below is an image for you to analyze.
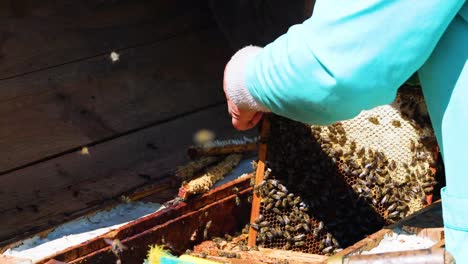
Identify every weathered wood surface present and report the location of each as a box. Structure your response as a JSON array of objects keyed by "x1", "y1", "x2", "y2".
[
  {"x1": 0, "y1": 28, "x2": 230, "y2": 174},
  {"x1": 35, "y1": 176, "x2": 252, "y2": 263},
  {"x1": 0, "y1": 0, "x2": 214, "y2": 79},
  {"x1": 0, "y1": 105, "x2": 255, "y2": 245},
  {"x1": 66, "y1": 178, "x2": 252, "y2": 264},
  {"x1": 195, "y1": 245, "x2": 327, "y2": 264}
]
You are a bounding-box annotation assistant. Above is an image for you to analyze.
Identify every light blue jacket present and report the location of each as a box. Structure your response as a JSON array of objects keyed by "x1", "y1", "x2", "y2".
[{"x1": 243, "y1": 0, "x2": 468, "y2": 261}]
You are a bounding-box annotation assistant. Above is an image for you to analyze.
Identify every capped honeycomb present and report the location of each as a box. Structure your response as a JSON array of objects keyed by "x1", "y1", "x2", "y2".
[{"x1": 252, "y1": 86, "x2": 438, "y2": 255}]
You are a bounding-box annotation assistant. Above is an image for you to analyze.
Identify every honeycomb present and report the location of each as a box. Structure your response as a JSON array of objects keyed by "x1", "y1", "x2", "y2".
[{"x1": 252, "y1": 86, "x2": 438, "y2": 255}]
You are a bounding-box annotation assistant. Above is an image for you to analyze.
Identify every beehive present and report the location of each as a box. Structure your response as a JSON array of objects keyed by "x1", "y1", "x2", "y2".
[{"x1": 252, "y1": 86, "x2": 438, "y2": 255}]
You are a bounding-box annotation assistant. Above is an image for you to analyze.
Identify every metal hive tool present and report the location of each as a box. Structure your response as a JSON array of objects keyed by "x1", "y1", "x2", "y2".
[{"x1": 251, "y1": 86, "x2": 438, "y2": 255}]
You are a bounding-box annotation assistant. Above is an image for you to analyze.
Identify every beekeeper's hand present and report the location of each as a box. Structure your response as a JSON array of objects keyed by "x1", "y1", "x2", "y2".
[{"x1": 223, "y1": 46, "x2": 269, "y2": 131}]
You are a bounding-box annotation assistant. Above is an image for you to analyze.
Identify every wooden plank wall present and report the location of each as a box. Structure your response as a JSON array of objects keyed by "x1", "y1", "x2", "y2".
[{"x1": 0, "y1": 0, "x2": 251, "y2": 244}]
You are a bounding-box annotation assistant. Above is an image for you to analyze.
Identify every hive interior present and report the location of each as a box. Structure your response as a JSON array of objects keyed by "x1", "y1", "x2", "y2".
[{"x1": 252, "y1": 86, "x2": 438, "y2": 255}]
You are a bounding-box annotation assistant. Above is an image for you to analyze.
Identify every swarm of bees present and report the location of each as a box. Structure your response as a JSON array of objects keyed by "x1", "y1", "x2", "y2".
[
  {"x1": 251, "y1": 168, "x2": 343, "y2": 254},
  {"x1": 253, "y1": 86, "x2": 438, "y2": 255}
]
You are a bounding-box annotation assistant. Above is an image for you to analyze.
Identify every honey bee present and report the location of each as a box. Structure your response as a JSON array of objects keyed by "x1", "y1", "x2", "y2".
[
  {"x1": 325, "y1": 233, "x2": 332, "y2": 246},
  {"x1": 276, "y1": 215, "x2": 285, "y2": 224},
  {"x1": 387, "y1": 203, "x2": 397, "y2": 212},
  {"x1": 294, "y1": 241, "x2": 306, "y2": 247},
  {"x1": 235, "y1": 196, "x2": 241, "y2": 206},
  {"x1": 250, "y1": 223, "x2": 260, "y2": 231},
  {"x1": 392, "y1": 120, "x2": 401, "y2": 127},
  {"x1": 388, "y1": 210, "x2": 399, "y2": 218},
  {"x1": 381, "y1": 194, "x2": 389, "y2": 205},
  {"x1": 368, "y1": 116, "x2": 380, "y2": 125},
  {"x1": 322, "y1": 246, "x2": 334, "y2": 254},
  {"x1": 272, "y1": 208, "x2": 281, "y2": 214},
  {"x1": 317, "y1": 221, "x2": 324, "y2": 231},
  {"x1": 283, "y1": 215, "x2": 290, "y2": 225},
  {"x1": 277, "y1": 191, "x2": 287, "y2": 198},
  {"x1": 357, "y1": 147, "x2": 366, "y2": 157}
]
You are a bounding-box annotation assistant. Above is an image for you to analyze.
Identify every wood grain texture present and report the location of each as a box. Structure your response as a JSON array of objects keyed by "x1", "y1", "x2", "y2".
[
  {"x1": 0, "y1": 0, "x2": 214, "y2": 79},
  {"x1": 0, "y1": 105, "x2": 255, "y2": 244},
  {"x1": 0, "y1": 28, "x2": 231, "y2": 173}
]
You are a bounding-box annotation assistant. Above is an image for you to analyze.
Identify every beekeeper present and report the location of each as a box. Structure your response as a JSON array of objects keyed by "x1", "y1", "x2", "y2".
[{"x1": 223, "y1": 0, "x2": 468, "y2": 261}]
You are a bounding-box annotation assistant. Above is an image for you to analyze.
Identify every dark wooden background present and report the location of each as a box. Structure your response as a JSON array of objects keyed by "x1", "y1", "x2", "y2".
[{"x1": 0, "y1": 0, "x2": 314, "y2": 246}]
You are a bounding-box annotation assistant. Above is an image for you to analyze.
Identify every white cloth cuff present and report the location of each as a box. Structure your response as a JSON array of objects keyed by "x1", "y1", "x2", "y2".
[{"x1": 224, "y1": 46, "x2": 270, "y2": 112}]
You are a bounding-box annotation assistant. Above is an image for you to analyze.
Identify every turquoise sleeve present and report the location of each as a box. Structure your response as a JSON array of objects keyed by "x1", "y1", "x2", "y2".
[
  {"x1": 419, "y1": 5, "x2": 468, "y2": 262},
  {"x1": 244, "y1": 0, "x2": 465, "y2": 125}
]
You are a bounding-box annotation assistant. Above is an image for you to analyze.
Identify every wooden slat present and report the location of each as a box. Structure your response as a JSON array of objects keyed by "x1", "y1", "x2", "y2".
[
  {"x1": 0, "y1": 28, "x2": 231, "y2": 173},
  {"x1": 68, "y1": 179, "x2": 253, "y2": 264},
  {"x1": 248, "y1": 117, "x2": 270, "y2": 247},
  {"x1": 37, "y1": 176, "x2": 252, "y2": 263},
  {"x1": 0, "y1": 105, "x2": 254, "y2": 244},
  {"x1": 0, "y1": 0, "x2": 213, "y2": 79}
]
